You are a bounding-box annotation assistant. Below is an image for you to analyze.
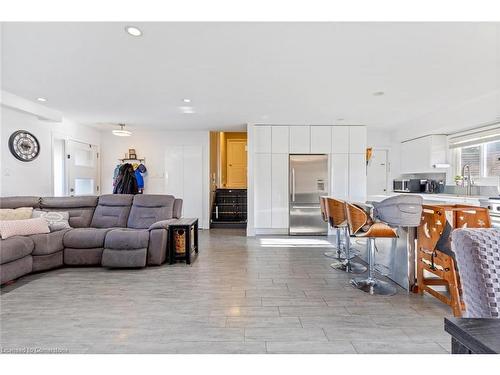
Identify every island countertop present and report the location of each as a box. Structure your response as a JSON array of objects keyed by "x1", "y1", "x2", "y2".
[{"x1": 367, "y1": 192, "x2": 488, "y2": 206}]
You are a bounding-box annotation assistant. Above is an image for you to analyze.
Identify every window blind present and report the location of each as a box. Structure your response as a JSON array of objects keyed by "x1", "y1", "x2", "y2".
[{"x1": 449, "y1": 122, "x2": 500, "y2": 149}]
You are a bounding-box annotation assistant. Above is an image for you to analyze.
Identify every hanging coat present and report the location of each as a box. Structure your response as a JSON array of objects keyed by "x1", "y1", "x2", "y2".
[{"x1": 113, "y1": 163, "x2": 139, "y2": 194}]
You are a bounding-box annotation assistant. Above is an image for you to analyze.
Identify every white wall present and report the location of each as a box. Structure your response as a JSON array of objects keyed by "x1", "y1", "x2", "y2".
[
  {"x1": 0, "y1": 106, "x2": 101, "y2": 196},
  {"x1": 367, "y1": 127, "x2": 401, "y2": 187},
  {"x1": 99, "y1": 130, "x2": 210, "y2": 229}
]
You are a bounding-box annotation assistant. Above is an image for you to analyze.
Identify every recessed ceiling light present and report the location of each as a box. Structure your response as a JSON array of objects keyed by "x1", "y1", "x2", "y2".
[
  {"x1": 183, "y1": 98, "x2": 191, "y2": 103},
  {"x1": 179, "y1": 106, "x2": 195, "y2": 114},
  {"x1": 37, "y1": 97, "x2": 47, "y2": 102},
  {"x1": 125, "y1": 26, "x2": 142, "y2": 37},
  {"x1": 112, "y1": 124, "x2": 132, "y2": 137},
  {"x1": 373, "y1": 91, "x2": 385, "y2": 96}
]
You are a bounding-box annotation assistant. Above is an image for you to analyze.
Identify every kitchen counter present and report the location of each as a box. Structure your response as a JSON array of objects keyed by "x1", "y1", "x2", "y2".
[{"x1": 367, "y1": 192, "x2": 488, "y2": 206}]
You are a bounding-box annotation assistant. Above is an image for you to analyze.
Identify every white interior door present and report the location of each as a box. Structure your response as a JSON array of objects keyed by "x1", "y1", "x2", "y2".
[
  {"x1": 67, "y1": 140, "x2": 99, "y2": 196},
  {"x1": 165, "y1": 145, "x2": 203, "y2": 221},
  {"x1": 367, "y1": 149, "x2": 389, "y2": 196}
]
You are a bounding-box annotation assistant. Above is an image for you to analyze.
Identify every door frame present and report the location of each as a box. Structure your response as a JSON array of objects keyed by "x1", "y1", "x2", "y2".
[
  {"x1": 367, "y1": 147, "x2": 391, "y2": 195},
  {"x1": 51, "y1": 132, "x2": 100, "y2": 196}
]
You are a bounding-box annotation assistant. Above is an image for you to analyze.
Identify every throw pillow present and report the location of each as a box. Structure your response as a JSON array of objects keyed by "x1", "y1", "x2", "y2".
[
  {"x1": 32, "y1": 210, "x2": 71, "y2": 231},
  {"x1": 0, "y1": 207, "x2": 33, "y2": 221},
  {"x1": 0, "y1": 217, "x2": 50, "y2": 240}
]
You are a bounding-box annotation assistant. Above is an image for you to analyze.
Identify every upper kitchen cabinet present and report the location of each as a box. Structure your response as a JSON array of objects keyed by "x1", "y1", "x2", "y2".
[
  {"x1": 289, "y1": 126, "x2": 310, "y2": 153},
  {"x1": 310, "y1": 126, "x2": 332, "y2": 153},
  {"x1": 253, "y1": 126, "x2": 272, "y2": 153},
  {"x1": 400, "y1": 135, "x2": 448, "y2": 174},
  {"x1": 349, "y1": 126, "x2": 367, "y2": 154},
  {"x1": 271, "y1": 126, "x2": 289, "y2": 153},
  {"x1": 331, "y1": 126, "x2": 349, "y2": 153}
]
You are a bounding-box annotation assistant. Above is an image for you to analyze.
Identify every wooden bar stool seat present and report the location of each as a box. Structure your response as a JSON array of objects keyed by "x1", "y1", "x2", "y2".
[{"x1": 345, "y1": 202, "x2": 398, "y2": 296}]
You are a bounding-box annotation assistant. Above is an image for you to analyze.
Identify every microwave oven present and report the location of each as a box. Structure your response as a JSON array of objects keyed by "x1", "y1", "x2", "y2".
[{"x1": 393, "y1": 179, "x2": 421, "y2": 193}]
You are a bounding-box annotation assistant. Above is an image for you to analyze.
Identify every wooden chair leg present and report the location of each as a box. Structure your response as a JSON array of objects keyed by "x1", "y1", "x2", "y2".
[
  {"x1": 416, "y1": 253, "x2": 425, "y2": 295},
  {"x1": 446, "y1": 259, "x2": 463, "y2": 317}
]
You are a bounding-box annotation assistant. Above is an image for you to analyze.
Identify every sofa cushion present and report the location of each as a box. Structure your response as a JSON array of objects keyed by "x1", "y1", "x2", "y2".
[
  {"x1": 64, "y1": 248, "x2": 103, "y2": 265},
  {"x1": 32, "y1": 252, "x2": 63, "y2": 272},
  {"x1": 90, "y1": 194, "x2": 133, "y2": 228},
  {"x1": 0, "y1": 196, "x2": 40, "y2": 209},
  {"x1": 105, "y1": 228, "x2": 149, "y2": 250},
  {"x1": 0, "y1": 207, "x2": 34, "y2": 220},
  {"x1": 40, "y1": 196, "x2": 98, "y2": 228},
  {"x1": 0, "y1": 236, "x2": 34, "y2": 264},
  {"x1": 1, "y1": 256, "x2": 33, "y2": 285},
  {"x1": 30, "y1": 228, "x2": 70, "y2": 256},
  {"x1": 63, "y1": 228, "x2": 113, "y2": 249},
  {"x1": 102, "y1": 248, "x2": 147, "y2": 268},
  {"x1": 32, "y1": 210, "x2": 71, "y2": 231},
  {"x1": 0, "y1": 218, "x2": 50, "y2": 240},
  {"x1": 127, "y1": 195, "x2": 176, "y2": 229}
]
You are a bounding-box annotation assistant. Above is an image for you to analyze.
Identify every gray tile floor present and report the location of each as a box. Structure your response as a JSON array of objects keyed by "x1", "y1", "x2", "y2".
[{"x1": 0, "y1": 229, "x2": 452, "y2": 354}]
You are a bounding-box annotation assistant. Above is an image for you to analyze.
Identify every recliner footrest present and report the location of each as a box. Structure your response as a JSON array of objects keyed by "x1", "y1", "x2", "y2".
[{"x1": 101, "y1": 248, "x2": 147, "y2": 268}]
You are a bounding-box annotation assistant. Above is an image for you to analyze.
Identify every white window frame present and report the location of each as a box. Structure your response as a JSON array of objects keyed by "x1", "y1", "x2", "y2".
[{"x1": 453, "y1": 140, "x2": 499, "y2": 179}]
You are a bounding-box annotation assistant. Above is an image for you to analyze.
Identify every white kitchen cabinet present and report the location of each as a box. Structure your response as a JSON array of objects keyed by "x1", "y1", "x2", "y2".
[
  {"x1": 271, "y1": 154, "x2": 289, "y2": 228},
  {"x1": 254, "y1": 153, "x2": 272, "y2": 228},
  {"x1": 331, "y1": 126, "x2": 349, "y2": 154},
  {"x1": 253, "y1": 126, "x2": 272, "y2": 153},
  {"x1": 271, "y1": 126, "x2": 289, "y2": 153},
  {"x1": 310, "y1": 126, "x2": 332, "y2": 153},
  {"x1": 349, "y1": 153, "x2": 367, "y2": 202},
  {"x1": 349, "y1": 126, "x2": 367, "y2": 154},
  {"x1": 330, "y1": 153, "x2": 349, "y2": 200},
  {"x1": 289, "y1": 126, "x2": 310, "y2": 153},
  {"x1": 400, "y1": 135, "x2": 448, "y2": 174}
]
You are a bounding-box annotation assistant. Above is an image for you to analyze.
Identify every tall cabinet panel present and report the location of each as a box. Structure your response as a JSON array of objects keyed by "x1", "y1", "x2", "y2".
[
  {"x1": 332, "y1": 126, "x2": 349, "y2": 153},
  {"x1": 331, "y1": 154, "x2": 349, "y2": 200},
  {"x1": 349, "y1": 126, "x2": 367, "y2": 154},
  {"x1": 254, "y1": 126, "x2": 272, "y2": 153},
  {"x1": 349, "y1": 153, "x2": 367, "y2": 202},
  {"x1": 254, "y1": 153, "x2": 272, "y2": 228},
  {"x1": 271, "y1": 154, "x2": 289, "y2": 229},
  {"x1": 289, "y1": 126, "x2": 310, "y2": 153},
  {"x1": 271, "y1": 126, "x2": 289, "y2": 153},
  {"x1": 310, "y1": 126, "x2": 332, "y2": 153}
]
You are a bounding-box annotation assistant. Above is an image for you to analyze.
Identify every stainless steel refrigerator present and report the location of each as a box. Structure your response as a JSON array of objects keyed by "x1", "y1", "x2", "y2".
[{"x1": 289, "y1": 154, "x2": 329, "y2": 235}]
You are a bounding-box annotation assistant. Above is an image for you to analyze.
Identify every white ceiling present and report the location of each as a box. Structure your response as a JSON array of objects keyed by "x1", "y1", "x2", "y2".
[{"x1": 1, "y1": 22, "x2": 499, "y2": 132}]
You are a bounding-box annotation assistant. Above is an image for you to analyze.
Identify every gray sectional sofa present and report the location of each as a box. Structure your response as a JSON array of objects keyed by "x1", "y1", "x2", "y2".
[{"x1": 0, "y1": 194, "x2": 183, "y2": 285}]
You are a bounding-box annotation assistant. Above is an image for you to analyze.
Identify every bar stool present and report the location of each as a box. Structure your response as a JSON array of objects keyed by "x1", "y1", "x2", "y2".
[
  {"x1": 345, "y1": 202, "x2": 398, "y2": 295},
  {"x1": 320, "y1": 196, "x2": 347, "y2": 261},
  {"x1": 326, "y1": 198, "x2": 367, "y2": 274}
]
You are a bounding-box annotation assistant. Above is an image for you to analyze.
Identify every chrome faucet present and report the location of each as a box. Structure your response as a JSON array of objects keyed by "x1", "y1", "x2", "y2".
[{"x1": 462, "y1": 164, "x2": 472, "y2": 196}]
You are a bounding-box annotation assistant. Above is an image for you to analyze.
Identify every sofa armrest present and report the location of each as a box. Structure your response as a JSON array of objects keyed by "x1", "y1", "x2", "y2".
[{"x1": 148, "y1": 219, "x2": 178, "y2": 231}]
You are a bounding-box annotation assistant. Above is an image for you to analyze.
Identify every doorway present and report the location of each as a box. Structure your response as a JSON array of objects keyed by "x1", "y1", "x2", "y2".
[
  {"x1": 52, "y1": 137, "x2": 100, "y2": 196},
  {"x1": 367, "y1": 148, "x2": 389, "y2": 196},
  {"x1": 209, "y1": 131, "x2": 248, "y2": 228}
]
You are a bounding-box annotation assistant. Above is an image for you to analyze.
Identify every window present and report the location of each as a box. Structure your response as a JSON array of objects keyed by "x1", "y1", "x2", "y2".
[{"x1": 456, "y1": 140, "x2": 500, "y2": 178}]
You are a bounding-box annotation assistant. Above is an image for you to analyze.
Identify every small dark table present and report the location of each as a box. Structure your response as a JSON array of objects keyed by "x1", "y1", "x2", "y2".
[
  {"x1": 168, "y1": 218, "x2": 198, "y2": 265},
  {"x1": 444, "y1": 318, "x2": 500, "y2": 354}
]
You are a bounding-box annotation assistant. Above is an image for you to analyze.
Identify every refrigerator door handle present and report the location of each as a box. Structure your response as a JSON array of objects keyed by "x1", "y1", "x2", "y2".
[{"x1": 291, "y1": 167, "x2": 296, "y2": 202}]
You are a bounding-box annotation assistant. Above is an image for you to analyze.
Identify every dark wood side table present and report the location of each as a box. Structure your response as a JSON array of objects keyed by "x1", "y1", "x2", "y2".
[
  {"x1": 168, "y1": 218, "x2": 198, "y2": 265},
  {"x1": 444, "y1": 318, "x2": 500, "y2": 354}
]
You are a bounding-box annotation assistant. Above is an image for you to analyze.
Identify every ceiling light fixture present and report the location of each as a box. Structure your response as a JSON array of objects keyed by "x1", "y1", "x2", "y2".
[
  {"x1": 37, "y1": 97, "x2": 47, "y2": 102},
  {"x1": 373, "y1": 91, "x2": 385, "y2": 96},
  {"x1": 125, "y1": 26, "x2": 142, "y2": 37},
  {"x1": 180, "y1": 106, "x2": 195, "y2": 114},
  {"x1": 112, "y1": 124, "x2": 132, "y2": 137},
  {"x1": 183, "y1": 98, "x2": 191, "y2": 103}
]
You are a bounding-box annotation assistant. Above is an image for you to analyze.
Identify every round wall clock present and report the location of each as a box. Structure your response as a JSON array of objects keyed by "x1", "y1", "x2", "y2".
[{"x1": 8, "y1": 130, "x2": 40, "y2": 162}]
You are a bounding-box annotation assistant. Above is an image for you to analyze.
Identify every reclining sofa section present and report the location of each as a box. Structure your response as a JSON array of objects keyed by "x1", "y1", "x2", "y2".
[{"x1": 0, "y1": 194, "x2": 183, "y2": 284}]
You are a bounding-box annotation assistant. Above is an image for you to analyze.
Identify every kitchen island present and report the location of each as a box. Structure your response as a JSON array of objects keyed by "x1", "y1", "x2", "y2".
[{"x1": 353, "y1": 193, "x2": 486, "y2": 292}]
